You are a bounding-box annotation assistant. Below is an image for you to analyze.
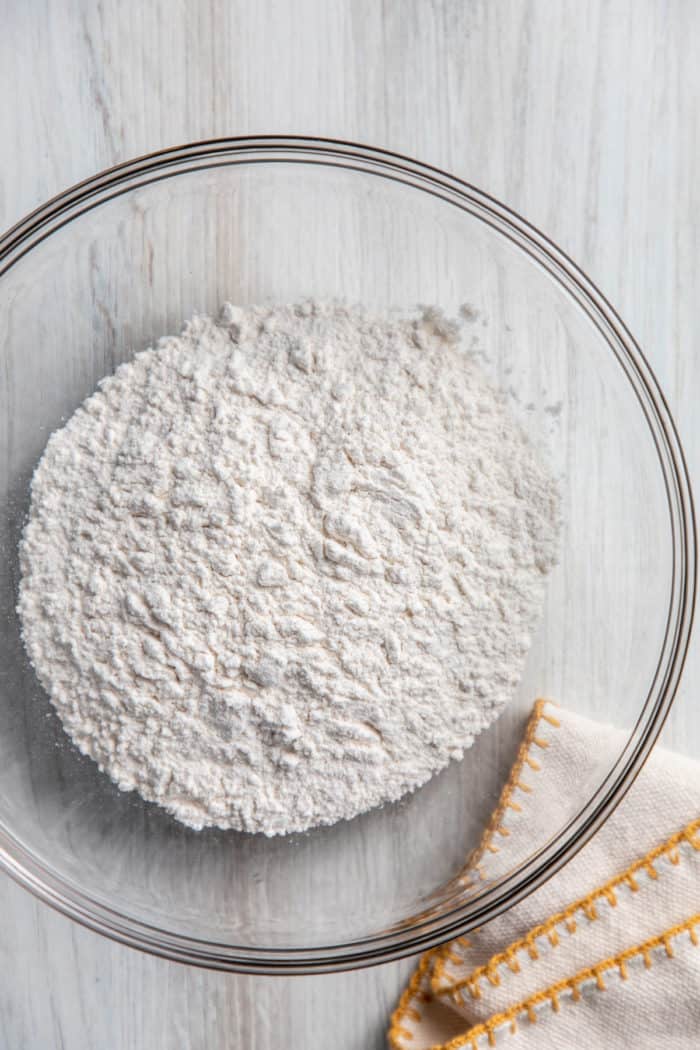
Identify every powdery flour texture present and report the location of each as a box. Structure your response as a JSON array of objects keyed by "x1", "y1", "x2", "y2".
[{"x1": 18, "y1": 302, "x2": 560, "y2": 834}]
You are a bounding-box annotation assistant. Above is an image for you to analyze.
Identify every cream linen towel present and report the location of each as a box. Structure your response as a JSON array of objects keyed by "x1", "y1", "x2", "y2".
[{"x1": 388, "y1": 701, "x2": 700, "y2": 1050}]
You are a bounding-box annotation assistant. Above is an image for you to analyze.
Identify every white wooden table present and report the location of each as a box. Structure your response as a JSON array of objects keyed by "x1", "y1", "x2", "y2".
[{"x1": 1, "y1": 2, "x2": 698, "y2": 1047}]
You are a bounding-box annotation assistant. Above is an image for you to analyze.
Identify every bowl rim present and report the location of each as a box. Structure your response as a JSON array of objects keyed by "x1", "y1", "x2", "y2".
[{"x1": 0, "y1": 134, "x2": 695, "y2": 973}]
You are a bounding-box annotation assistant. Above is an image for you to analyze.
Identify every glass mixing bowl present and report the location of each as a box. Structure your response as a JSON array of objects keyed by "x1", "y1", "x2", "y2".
[{"x1": 0, "y1": 137, "x2": 694, "y2": 973}]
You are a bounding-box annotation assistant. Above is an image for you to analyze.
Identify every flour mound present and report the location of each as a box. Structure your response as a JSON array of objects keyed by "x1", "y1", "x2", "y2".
[{"x1": 18, "y1": 302, "x2": 560, "y2": 835}]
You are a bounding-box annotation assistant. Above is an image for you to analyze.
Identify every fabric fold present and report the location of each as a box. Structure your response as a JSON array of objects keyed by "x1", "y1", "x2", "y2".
[{"x1": 388, "y1": 701, "x2": 700, "y2": 1049}]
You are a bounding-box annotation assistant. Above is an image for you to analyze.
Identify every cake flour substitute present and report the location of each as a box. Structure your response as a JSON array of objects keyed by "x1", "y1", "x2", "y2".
[{"x1": 18, "y1": 302, "x2": 560, "y2": 835}]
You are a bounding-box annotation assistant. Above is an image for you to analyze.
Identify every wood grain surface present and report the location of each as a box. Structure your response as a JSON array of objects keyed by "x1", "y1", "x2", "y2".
[{"x1": 0, "y1": 2, "x2": 698, "y2": 1048}]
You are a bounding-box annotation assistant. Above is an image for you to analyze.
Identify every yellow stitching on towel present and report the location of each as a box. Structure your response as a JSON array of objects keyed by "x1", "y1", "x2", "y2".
[
  {"x1": 388, "y1": 948, "x2": 440, "y2": 1050},
  {"x1": 434, "y1": 916, "x2": 700, "y2": 1050},
  {"x1": 582, "y1": 900, "x2": 598, "y2": 920},
  {"x1": 433, "y1": 819, "x2": 700, "y2": 1000},
  {"x1": 391, "y1": 683, "x2": 697, "y2": 1050},
  {"x1": 430, "y1": 700, "x2": 559, "y2": 990}
]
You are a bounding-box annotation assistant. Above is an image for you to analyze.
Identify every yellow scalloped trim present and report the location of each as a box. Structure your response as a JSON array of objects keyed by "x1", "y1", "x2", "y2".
[
  {"x1": 389, "y1": 700, "x2": 559, "y2": 1048},
  {"x1": 434, "y1": 817, "x2": 700, "y2": 1001},
  {"x1": 388, "y1": 947, "x2": 441, "y2": 1049},
  {"x1": 431, "y1": 699, "x2": 560, "y2": 992},
  {"x1": 434, "y1": 914, "x2": 700, "y2": 1050},
  {"x1": 467, "y1": 699, "x2": 559, "y2": 871}
]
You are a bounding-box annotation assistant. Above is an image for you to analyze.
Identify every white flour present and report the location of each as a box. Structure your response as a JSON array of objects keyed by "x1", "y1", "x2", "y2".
[{"x1": 18, "y1": 301, "x2": 560, "y2": 835}]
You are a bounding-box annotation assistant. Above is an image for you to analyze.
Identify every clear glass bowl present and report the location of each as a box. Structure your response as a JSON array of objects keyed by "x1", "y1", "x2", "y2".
[{"x1": 0, "y1": 137, "x2": 694, "y2": 973}]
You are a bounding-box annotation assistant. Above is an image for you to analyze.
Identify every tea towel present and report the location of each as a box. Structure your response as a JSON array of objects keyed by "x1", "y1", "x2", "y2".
[{"x1": 388, "y1": 701, "x2": 700, "y2": 1049}]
